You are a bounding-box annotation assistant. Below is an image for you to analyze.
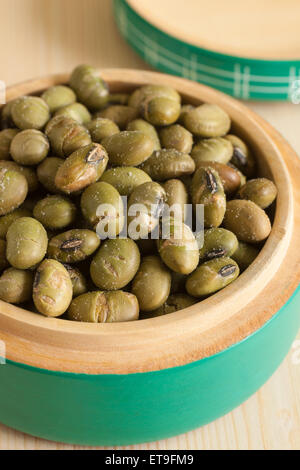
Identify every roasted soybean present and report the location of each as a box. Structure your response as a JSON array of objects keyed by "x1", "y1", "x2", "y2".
[
  {"x1": 186, "y1": 258, "x2": 240, "y2": 297},
  {"x1": 0, "y1": 65, "x2": 277, "y2": 322},
  {"x1": 33, "y1": 259, "x2": 73, "y2": 317},
  {"x1": 132, "y1": 256, "x2": 172, "y2": 312},
  {"x1": 68, "y1": 291, "x2": 139, "y2": 323}
]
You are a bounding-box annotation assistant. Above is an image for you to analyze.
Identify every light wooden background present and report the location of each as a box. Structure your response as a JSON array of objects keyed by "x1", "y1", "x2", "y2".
[{"x1": 0, "y1": 0, "x2": 299, "y2": 451}]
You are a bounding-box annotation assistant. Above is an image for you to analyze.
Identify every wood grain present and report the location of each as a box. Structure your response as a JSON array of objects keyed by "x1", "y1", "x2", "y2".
[
  {"x1": 128, "y1": 0, "x2": 300, "y2": 59},
  {"x1": 0, "y1": 0, "x2": 299, "y2": 451}
]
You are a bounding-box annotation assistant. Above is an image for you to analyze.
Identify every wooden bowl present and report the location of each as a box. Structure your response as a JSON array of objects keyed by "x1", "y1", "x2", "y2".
[{"x1": 0, "y1": 69, "x2": 299, "y2": 446}]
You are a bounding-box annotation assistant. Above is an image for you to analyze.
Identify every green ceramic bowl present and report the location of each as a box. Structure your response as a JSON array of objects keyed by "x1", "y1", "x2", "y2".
[
  {"x1": 0, "y1": 288, "x2": 299, "y2": 446},
  {"x1": 0, "y1": 70, "x2": 299, "y2": 446}
]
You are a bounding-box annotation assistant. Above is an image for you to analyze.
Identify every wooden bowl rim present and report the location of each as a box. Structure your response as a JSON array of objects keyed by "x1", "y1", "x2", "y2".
[{"x1": 0, "y1": 69, "x2": 299, "y2": 374}]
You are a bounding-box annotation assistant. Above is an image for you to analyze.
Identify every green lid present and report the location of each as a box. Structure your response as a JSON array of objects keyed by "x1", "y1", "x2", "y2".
[{"x1": 114, "y1": 0, "x2": 300, "y2": 101}]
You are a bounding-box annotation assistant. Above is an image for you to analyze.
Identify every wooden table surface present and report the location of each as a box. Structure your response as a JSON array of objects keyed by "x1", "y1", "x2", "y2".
[{"x1": 0, "y1": 0, "x2": 299, "y2": 451}]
